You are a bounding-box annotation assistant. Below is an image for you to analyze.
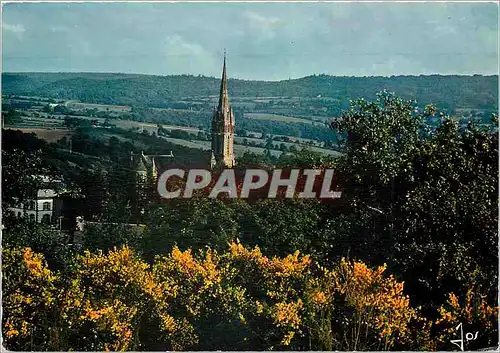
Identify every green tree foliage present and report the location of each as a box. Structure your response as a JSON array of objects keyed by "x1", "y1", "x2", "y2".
[
  {"x1": 141, "y1": 196, "x2": 241, "y2": 262},
  {"x1": 64, "y1": 116, "x2": 92, "y2": 129},
  {"x1": 2, "y1": 109, "x2": 23, "y2": 125},
  {"x1": 330, "y1": 91, "x2": 498, "y2": 303},
  {"x1": 1, "y1": 149, "x2": 49, "y2": 208},
  {"x1": 2, "y1": 219, "x2": 74, "y2": 271},
  {"x1": 1, "y1": 129, "x2": 60, "y2": 209},
  {"x1": 238, "y1": 199, "x2": 324, "y2": 258},
  {"x1": 142, "y1": 195, "x2": 333, "y2": 264}
]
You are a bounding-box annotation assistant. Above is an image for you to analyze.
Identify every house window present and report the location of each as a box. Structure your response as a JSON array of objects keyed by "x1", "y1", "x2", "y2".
[
  {"x1": 41, "y1": 214, "x2": 51, "y2": 224},
  {"x1": 29, "y1": 201, "x2": 35, "y2": 210},
  {"x1": 17, "y1": 212, "x2": 21, "y2": 218},
  {"x1": 42, "y1": 202, "x2": 51, "y2": 211},
  {"x1": 29, "y1": 214, "x2": 35, "y2": 222}
]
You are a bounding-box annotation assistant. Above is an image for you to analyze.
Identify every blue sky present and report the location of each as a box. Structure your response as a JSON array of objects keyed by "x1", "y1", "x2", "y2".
[{"x1": 2, "y1": 2, "x2": 498, "y2": 80}]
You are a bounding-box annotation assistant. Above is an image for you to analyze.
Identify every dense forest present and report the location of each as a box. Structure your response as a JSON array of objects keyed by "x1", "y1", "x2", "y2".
[{"x1": 2, "y1": 73, "x2": 498, "y2": 111}]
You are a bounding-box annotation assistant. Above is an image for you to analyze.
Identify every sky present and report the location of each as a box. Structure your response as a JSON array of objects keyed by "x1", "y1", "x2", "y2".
[{"x1": 2, "y1": 1, "x2": 499, "y2": 80}]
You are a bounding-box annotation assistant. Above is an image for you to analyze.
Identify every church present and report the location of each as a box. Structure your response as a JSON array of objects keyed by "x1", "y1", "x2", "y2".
[
  {"x1": 132, "y1": 54, "x2": 236, "y2": 175},
  {"x1": 210, "y1": 54, "x2": 235, "y2": 169}
]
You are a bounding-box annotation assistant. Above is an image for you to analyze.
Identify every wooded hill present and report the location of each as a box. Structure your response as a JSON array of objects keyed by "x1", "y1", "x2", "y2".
[{"x1": 2, "y1": 72, "x2": 498, "y2": 111}]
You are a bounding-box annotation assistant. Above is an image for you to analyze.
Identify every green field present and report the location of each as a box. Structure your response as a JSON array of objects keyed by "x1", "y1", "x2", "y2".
[
  {"x1": 235, "y1": 135, "x2": 324, "y2": 148},
  {"x1": 66, "y1": 101, "x2": 131, "y2": 112},
  {"x1": 234, "y1": 144, "x2": 282, "y2": 157},
  {"x1": 74, "y1": 117, "x2": 201, "y2": 134},
  {"x1": 5, "y1": 117, "x2": 62, "y2": 128},
  {"x1": 8, "y1": 128, "x2": 73, "y2": 143},
  {"x1": 5, "y1": 115, "x2": 339, "y2": 158},
  {"x1": 244, "y1": 113, "x2": 316, "y2": 125},
  {"x1": 160, "y1": 137, "x2": 283, "y2": 157},
  {"x1": 160, "y1": 137, "x2": 211, "y2": 150},
  {"x1": 160, "y1": 136, "x2": 339, "y2": 157}
]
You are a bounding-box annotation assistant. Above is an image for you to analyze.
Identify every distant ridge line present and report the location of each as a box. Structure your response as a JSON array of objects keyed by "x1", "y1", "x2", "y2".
[
  {"x1": 2, "y1": 71, "x2": 498, "y2": 83},
  {"x1": 3, "y1": 72, "x2": 497, "y2": 111}
]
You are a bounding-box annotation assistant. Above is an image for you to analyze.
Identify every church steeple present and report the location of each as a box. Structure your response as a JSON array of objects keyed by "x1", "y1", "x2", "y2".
[
  {"x1": 218, "y1": 51, "x2": 229, "y2": 114},
  {"x1": 211, "y1": 51, "x2": 235, "y2": 169}
]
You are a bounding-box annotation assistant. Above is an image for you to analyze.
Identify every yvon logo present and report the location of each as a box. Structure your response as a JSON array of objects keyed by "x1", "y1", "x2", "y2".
[{"x1": 156, "y1": 168, "x2": 342, "y2": 200}]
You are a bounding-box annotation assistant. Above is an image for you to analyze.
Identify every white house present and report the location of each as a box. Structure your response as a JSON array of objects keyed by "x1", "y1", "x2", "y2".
[{"x1": 8, "y1": 176, "x2": 64, "y2": 224}]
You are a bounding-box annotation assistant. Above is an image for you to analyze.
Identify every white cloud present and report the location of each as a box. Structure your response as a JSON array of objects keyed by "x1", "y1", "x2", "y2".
[
  {"x1": 2, "y1": 22, "x2": 25, "y2": 39},
  {"x1": 3, "y1": 22, "x2": 25, "y2": 33},
  {"x1": 164, "y1": 34, "x2": 206, "y2": 57},
  {"x1": 162, "y1": 34, "x2": 218, "y2": 75},
  {"x1": 243, "y1": 11, "x2": 283, "y2": 41}
]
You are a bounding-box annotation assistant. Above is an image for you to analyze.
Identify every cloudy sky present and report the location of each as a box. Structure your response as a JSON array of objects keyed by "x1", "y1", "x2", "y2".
[{"x1": 2, "y1": 2, "x2": 498, "y2": 80}]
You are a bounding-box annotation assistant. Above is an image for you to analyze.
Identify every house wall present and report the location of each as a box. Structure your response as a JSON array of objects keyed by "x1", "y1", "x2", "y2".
[{"x1": 7, "y1": 197, "x2": 54, "y2": 223}]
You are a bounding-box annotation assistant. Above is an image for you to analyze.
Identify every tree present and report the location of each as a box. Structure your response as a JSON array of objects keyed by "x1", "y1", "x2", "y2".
[
  {"x1": 236, "y1": 151, "x2": 265, "y2": 167},
  {"x1": 2, "y1": 220, "x2": 74, "y2": 271},
  {"x1": 330, "y1": 91, "x2": 498, "y2": 304},
  {"x1": 3, "y1": 109, "x2": 22, "y2": 125},
  {"x1": 1, "y1": 149, "x2": 54, "y2": 208},
  {"x1": 141, "y1": 196, "x2": 240, "y2": 262},
  {"x1": 197, "y1": 131, "x2": 206, "y2": 140},
  {"x1": 238, "y1": 199, "x2": 323, "y2": 258}
]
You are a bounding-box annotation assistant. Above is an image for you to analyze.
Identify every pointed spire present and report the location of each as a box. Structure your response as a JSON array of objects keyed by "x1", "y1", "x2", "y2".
[
  {"x1": 211, "y1": 52, "x2": 235, "y2": 169},
  {"x1": 218, "y1": 50, "x2": 229, "y2": 114}
]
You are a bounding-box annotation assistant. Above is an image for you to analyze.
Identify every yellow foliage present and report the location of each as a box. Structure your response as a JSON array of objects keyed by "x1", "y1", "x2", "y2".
[
  {"x1": 272, "y1": 300, "x2": 304, "y2": 330},
  {"x1": 435, "y1": 288, "x2": 498, "y2": 349},
  {"x1": 229, "y1": 240, "x2": 311, "y2": 279},
  {"x1": 5, "y1": 243, "x2": 484, "y2": 351},
  {"x1": 63, "y1": 246, "x2": 191, "y2": 351},
  {"x1": 2, "y1": 247, "x2": 58, "y2": 350},
  {"x1": 311, "y1": 290, "x2": 327, "y2": 305},
  {"x1": 306, "y1": 258, "x2": 415, "y2": 350}
]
